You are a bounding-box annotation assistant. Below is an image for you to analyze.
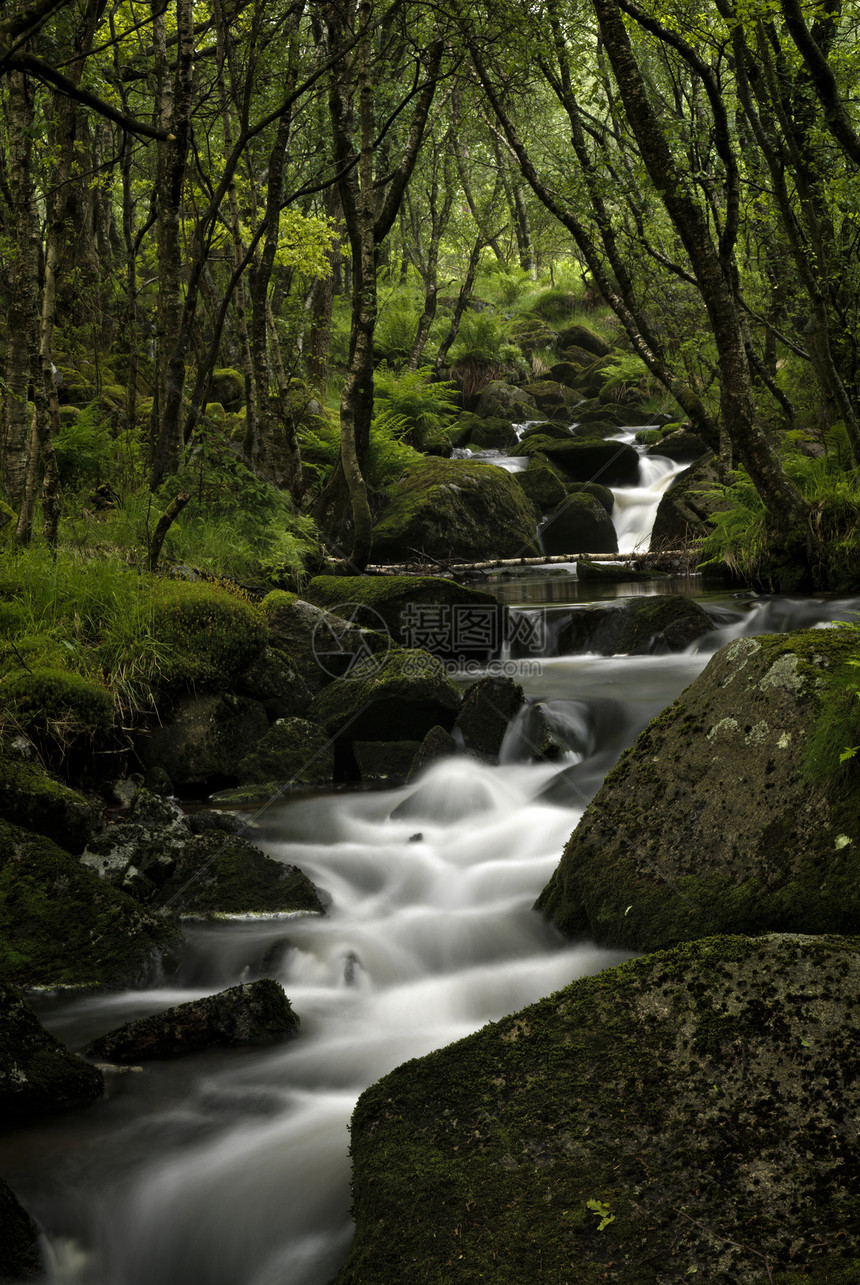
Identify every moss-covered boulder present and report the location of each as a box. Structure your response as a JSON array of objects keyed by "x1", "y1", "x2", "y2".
[
  {"x1": 82, "y1": 789, "x2": 325, "y2": 916},
  {"x1": 4, "y1": 666, "x2": 114, "y2": 744},
  {"x1": 644, "y1": 425, "x2": 708, "y2": 462},
  {"x1": 150, "y1": 580, "x2": 267, "y2": 693},
  {"x1": 537, "y1": 630, "x2": 860, "y2": 950},
  {"x1": 161, "y1": 831, "x2": 325, "y2": 917},
  {"x1": 262, "y1": 594, "x2": 390, "y2": 693},
  {"x1": 234, "y1": 647, "x2": 311, "y2": 722},
  {"x1": 136, "y1": 693, "x2": 269, "y2": 791},
  {"x1": 556, "y1": 594, "x2": 714, "y2": 656},
  {"x1": 303, "y1": 575, "x2": 505, "y2": 662},
  {"x1": 514, "y1": 465, "x2": 568, "y2": 515},
  {"x1": 0, "y1": 745, "x2": 97, "y2": 854},
  {"x1": 541, "y1": 494, "x2": 618, "y2": 555},
  {"x1": 1, "y1": 983, "x2": 103, "y2": 1126},
  {"x1": 521, "y1": 380, "x2": 582, "y2": 420},
  {"x1": 520, "y1": 435, "x2": 640, "y2": 486},
  {"x1": 466, "y1": 416, "x2": 521, "y2": 450},
  {"x1": 405, "y1": 725, "x2": 458, "y2": 781},
  {"x1": 208, "y1": 368, "x2": 244, "y2": 410},
  {"x1": 84, "y1": 980, "x2": 299, "y2": 1062},
  {"x1": 453, "y1": 676, "x2": 525, "y2": 763},
  {"x1": 0, "y1": 821, "x2": 178, "y2": 988},
  {"x1": 474, "y1": 380, "x2": 538, "y2": 422},
  {"x1": 0, "y1": 1177, "x2": 41, "y2": 1279},
  {"x1": 557, "y1": 322, "x2": 612, "y2": 356},
  {"x1": 372, "y1": 459, "x2": 540, "y2": 564},
  {"x1": 337, "y1": 933, "x2": 860, "y2": 1285},
  {"x1": 307, "y1": 649, "x2": 462, "y2": 776},
  {"x1": 576, "y1": 558, "x2": 668, "y2": 584},
  {"x1": 650, "y1": 453, "x2": 733, "y2": 549},
  {"x1": 236, "y1": 717, "x2": 334, "y2": 787}
]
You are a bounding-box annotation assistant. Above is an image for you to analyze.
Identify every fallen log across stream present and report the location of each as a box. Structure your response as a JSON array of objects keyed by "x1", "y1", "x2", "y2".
[{"x1": 357, "y1": 549, "x2": 700, "y2": 577}]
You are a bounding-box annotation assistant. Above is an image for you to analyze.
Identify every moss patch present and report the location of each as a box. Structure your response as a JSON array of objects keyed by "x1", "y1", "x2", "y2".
[{"x1": 338, "y1": 934, "x2": 860, "y2": 1285}]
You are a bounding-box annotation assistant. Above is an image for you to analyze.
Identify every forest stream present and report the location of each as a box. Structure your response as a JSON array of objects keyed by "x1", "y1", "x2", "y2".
[{"x1": 2, "y1": 433, "x2": 858, "y2": 1285}]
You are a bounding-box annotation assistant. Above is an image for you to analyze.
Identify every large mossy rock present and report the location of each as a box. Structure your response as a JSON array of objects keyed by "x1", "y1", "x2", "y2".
[
  {"x1": 0, "y1": 821, "x2": 179, "y2": 988},
  {"x1": 514, "y1": 465, "x2": 568, "y2": 514},
  {"x1": 233, "y1": 646, "x2": 311, "y2": 722},
  {"x1": 453, "y1": 676, "x2": 525, "y2": 762},
  {"x1": 557, "y1": 322, "x2": 612, "y2": 356},
  {"x1": 303, "y1": 575, "x2": 505, "y2": 662},
  {"x1": 650, "y1": 452, "x2": 733, "y2": 549},
  {"x1": 520, "y1": 380, "x2": 582, "y2": 420},
  {"x1": 555, "y1": 594, "x2": 715, "y2": 656},
  {"x1": 541, "y1": 494, "x2": 618, "y2": 555},
  {"x1": 84, "y1": 980, "x2": 299, "y2": 1062},
  {"x1": 307, "y1": 649, "x2": 462, "y2": 776},
  {"x1": 475, "y1": 380, "x2": 537, "y2": 421},
  {"x1": 537, "y1": 629, "x2": 860, "y2": 950},
  {"x1": 1, "y1": 982, "x2": 103, "y2": 1125},
  {"x1": 0, "y1": 1177, "x2": 41, "y2": 1280},
  {"x1": 372, "y1": 459, "x2": 540, "y2": 564},
  {"x1": 136, "y1": 693, "x2": 269, "y2": 791},
  {"x1": 235, "y1": 716, "x2": 334, "y2": 788},
  {"x1": 519, "y1": 435, "x2": 640, "y2": 486},
  {"x1": 337, "y1": 933, "x2": 860, "y2": 1285},
  {"x1": 262, "y1": 593, "x2": 390, "y2": 693},
  {"x1": 0, "y1": 745, "x2": 97, "y2": 854}
]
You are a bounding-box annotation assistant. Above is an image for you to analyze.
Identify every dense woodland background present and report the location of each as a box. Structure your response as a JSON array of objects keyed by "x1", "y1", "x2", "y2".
[{"x1": 1, "y1": 0, "x2": 860, "y2": 584}]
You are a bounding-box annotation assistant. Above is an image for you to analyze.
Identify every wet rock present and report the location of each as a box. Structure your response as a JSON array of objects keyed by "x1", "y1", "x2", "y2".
[
  {"x1": 162, "y1": 831, "x2": 325, "y2": 918},
  {"x1": 645, "y1": 425, "x2": 709, "y2": 462},
  {"x1": 0, "y1": 983, "x2": 103, "y2": 1125},
  {"x1": 337, "y1": 933, "x2": 860, "y2": 1285},
  {"x1": 453, "y1": 676, "x2": 525, "y2": 763},
  {"x1": 308, "y1": 649, "x2": 462, "y2": 778},
  {"x1": 263, "y1": 595, "x2": 390, "y2": 694},
  {"x1": 136, "y1": 694, "x2": 269, "y2": 791},
  {"x1": 520, "y1": 435, "x2": 640, "y2": 486},
  {"x1": 0, "y1": 1177, "x2": 41, "y2": 1279},
  {"x1": 650, "y1": 452, "x2": 733, "y2": 549},
  {"x1": 303, "y1": 575, "x2": 505, "y2": 664},
  {"x1": 541, "y1": 494, "x2": 618, "y2": 556},
  {"x1": 575, "y1": 558, "x2": 668, "y2": 584},
  {"x1": 236, "y1": 717, "x2": 334, "y2": 788},
  {"x1": 186, "y1": 809, "x2": 245, "y2": 836},
  {"x1": 371, "y1": 458, "x2": 540, "y2": 565},
  {"x1": 555, "y1": 594, "x2": 714, "y2": 656},
  {"x1": 406, "y1": 725, "x2": 458, "y2": 781},
  {"x1": 354, "y1": 741, "x2": 422, "y2": 784},
  {"x1": 537, "y1": 629, "x2": 860, "y2": 949},
  {"x1": 514, "y1": 466, "x2": 567, "y2": 515},
  {"x1": 0, "y1": 743, "x2": 97, "y2": 855},
  {"x1": 233, "y1": 647, "x2": 312, "y2": 722},
  {"x1": 0, "y1": 821, "x2": 179, "y2": 988},
  {"x1": 466, "y1": 417, "x2": 520, "y2": 450},
  {"x1": 520, "y1": 380, "x2": 582, "y2": 420},
  {"x1": 475, "y1": 380, "x2": 537, "y2": 421},
  {"x1": 84, "y1": 980, "x2": 299, "y2": 1063}
]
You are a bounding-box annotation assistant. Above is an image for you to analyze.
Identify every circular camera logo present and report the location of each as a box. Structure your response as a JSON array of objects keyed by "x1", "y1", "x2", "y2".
[{"x1": 310, "y1": 602, "x2": 392, "y2": 679}]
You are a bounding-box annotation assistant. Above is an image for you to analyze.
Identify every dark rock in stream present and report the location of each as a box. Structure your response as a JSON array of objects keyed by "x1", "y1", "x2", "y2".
[
  {"x1": 1, "y1": 983, "x2": 104, "y2": 1125},
  {"x1": 537, "y1": 629, "x2": 860, "y2": 950},
  {"x1": 453, "y1": 676, "x2": 525, "y2": 763},
  {"x1": 650, "y1": 452, "x2": 733, "y2": 549},
  {"x1": 541, "y1": 494, "x2": 618, "y2": 556},
  {"x1": 554, "y1": 594, "x2": 714, "y2": 656},
  {"x1": 84, "y1": 980, "x2": 299, "y2": 1063},
  {"x1": 336, "y1": 933, "x2": 860, "y2": 1285},
  {"x1": 0, "y1": 1177, "x2": 41, "y2": 1280}
]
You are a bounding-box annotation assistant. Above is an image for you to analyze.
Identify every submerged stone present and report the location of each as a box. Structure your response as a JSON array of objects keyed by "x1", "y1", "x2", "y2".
[{"x1": 337, "y1": 934, "x2": 860, "y2": 1285}]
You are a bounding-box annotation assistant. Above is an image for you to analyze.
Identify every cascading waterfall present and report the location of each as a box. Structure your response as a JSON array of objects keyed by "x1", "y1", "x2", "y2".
[{"x1": 5, "y1": 422, "x2": 860, "y2": 1285}]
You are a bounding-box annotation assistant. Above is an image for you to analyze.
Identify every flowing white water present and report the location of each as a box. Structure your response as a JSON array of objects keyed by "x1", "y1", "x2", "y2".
[{"x1": 6, "y1": 425, "x2": 860, "y2": 1285}]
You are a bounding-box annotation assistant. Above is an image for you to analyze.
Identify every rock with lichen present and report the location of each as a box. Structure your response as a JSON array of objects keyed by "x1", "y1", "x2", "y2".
[
  {"x1": 536, "y1": 628, "x2": 860, "y2": 950},
  {"x1": 0, "y1": 983, "x2": 103, "y2": 1124},
  {"x1": 336, "y1": 933, "x2": 860, "y2": 1285}
]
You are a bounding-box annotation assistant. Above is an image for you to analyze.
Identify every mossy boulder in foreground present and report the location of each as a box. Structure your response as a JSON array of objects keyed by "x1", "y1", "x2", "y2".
[
  {"x1": 371, "y1": 458, "x2": 540, "y2": 564},
  {"x1": 0, "y1": 821, "x2": 179, "y2": 988},
  {"x1": 338, "y1": 934, "x2": 860, "y2": 1285},
  {"x1": 0, "y1": 745, "x2": 97, "y2": 853},
  {"x1": 1, "y1": 982, "x2": 103, "y2": 1125},
  {"x1": 537, "y1": 629, "x2": 860, "y2": 950}
]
